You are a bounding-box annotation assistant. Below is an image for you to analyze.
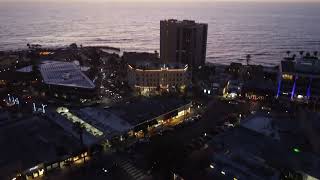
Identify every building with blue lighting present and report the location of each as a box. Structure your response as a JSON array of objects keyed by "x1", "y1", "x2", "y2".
[{"x1": 277, "y1": 55, "x2": 320, "y2": 102}]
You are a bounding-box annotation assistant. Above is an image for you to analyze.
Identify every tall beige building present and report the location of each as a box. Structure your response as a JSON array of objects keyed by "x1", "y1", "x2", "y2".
[{"x1": 160, "y1": 19, "x2": 208, "y2": 69}]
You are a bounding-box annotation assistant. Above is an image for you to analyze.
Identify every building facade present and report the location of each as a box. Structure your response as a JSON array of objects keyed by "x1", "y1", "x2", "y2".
[
  {"x1": 277, "y1": 55, "x2": 320, "y2": 102},
  {"x1": 160, "y1": 19, "x2": 208, "y2": 69},
  {"x1": 128, "y1": 62, "x2": 189, "y2": 95}
]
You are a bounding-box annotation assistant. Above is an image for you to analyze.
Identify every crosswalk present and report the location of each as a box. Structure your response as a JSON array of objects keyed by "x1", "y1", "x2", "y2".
[{"x1": 116, "y1": 158, "x2": 149, "y2": 180}]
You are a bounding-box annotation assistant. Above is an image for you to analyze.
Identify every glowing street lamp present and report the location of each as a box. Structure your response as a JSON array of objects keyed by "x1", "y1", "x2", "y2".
[{"x1": 293, "y1": 148, "x2": 300, "y2": 153}]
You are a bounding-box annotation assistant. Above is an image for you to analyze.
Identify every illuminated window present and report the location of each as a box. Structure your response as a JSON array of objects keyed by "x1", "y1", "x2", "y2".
[
  {"x1": 282, "y1": 74, "x2": 293, "y2": 80},
  {"x1": 73, "y1": 156, "x2": 79, "y2": 161},
  {"x1": 33, "y1": 173, "x2": 38, "y2": 178},
  {"x1": 60, "y1": 161, "x2": 66, "y2": 168},
  {"x1": 38, "y1": 169, "x2": 44, "y2": 176},
  {"x1": 297, "y1": 95, "x2": 304, "y2": 99},
  {"x1": 177, "y1": 110, "x2": 185, "y2": 117},
  {"x1": 293, "y1": 148, "x2": 301, "y2": 153}
]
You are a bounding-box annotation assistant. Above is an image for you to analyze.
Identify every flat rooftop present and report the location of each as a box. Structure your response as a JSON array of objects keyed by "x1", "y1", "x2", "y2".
[
  {"x1": 0, "y1": 71, "x2": 34, "y2": 81},
  {"x1": 241, "y1": 115, "x2": 280, "y2": 140},
  {"x1": 39, "y1": 61, "x2": 95, "y2": 89},
  {"x1": 129, "y1": 61, "x2": 188, "y2": 71},
  {"x1": 162, "y1": 19, "x2": 207, "y2": 26},
  {"x1": 242, "y1": 80, "x2": 276, "y2": 93},
  {"x1": 107, "y1": 97, "x2": 191, "y2": 126},
  {"x1": 210, "y1": 150, "x2": 278, "y2": 180},
  {"x1": 16, "y1": 65, "x2": 33, "y2": 73},
  {"x1": 210, "y1": 127, "x2": 320, "y2": 179},
  {"x1": 76, "y1": 107, "x2": 133, "y2": 137},
  {"x1": 281, "y1": 57, "x2": 320, "y2": 76},
  {"x1": 123, "y1": 51, "x2": 159, "y2": 65},
  {"x1": 0, "y1": 117, "x2": 80, "y2": 179}
]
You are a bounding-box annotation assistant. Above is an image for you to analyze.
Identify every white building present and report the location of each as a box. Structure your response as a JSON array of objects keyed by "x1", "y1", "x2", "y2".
[{"x1": 128, "y1": 62, "x2": 190, "y2": 95}]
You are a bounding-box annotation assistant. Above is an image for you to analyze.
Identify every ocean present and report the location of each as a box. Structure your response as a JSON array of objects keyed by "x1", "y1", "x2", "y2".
[{"x1": 0, "y1": 1, "x2": 320, "y2": 65}]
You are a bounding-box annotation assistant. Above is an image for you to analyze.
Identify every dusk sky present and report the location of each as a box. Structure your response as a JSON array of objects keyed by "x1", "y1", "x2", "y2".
[{"x1": 1, "y1": 0, "x2": 320, "y2": 2}]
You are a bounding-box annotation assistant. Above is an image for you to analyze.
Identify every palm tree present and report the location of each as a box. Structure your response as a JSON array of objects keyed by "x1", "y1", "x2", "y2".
[
  {"x1": 299, "y1": 51, "x2": 304, "y2": 57},
  {"x1": 73, "y1": 122, "x2": 85, "y2": 147},
  {"x1": 246, "y1": 54, "x2": 251, "y2": 66},
  {"x1": 306, "y1": 52, "x2": 311, "y2": 58},
  {"x1": 313, "y1": 51, "x2": 318, "y2": 58},
  {"x1": 73, "y1": 122, "x2": 87, "y2": 164},
  {"x1": 286, "y1": 51, "x2": 291, "y2": 57},
  {"x1": 292, "y1": 54, "x2": 296, "y2": 60}
]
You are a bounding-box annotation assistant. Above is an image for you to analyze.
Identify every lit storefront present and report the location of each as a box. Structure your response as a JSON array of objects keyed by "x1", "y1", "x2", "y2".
[
  {"x1": 223, "y1": 80, "x2": 242, "y2": 99},
  {"x1": 242, "y1": 80, "x2": 276, "y2": 101},
  {"x1": 130, "y1": 102, "x2": 192, "y2": 137},
  {"x1": 14, "y1": 151, "x2": 89, "y2": 180}
]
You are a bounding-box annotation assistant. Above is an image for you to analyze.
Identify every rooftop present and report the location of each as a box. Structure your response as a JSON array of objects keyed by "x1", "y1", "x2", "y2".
[
  {"x1": 162, "y1": 19, "x2": 207, "y2": 26},
  {"x1": 242, "y1": 80, "x2": 276, "y2": 93},
  {"x1": 107, "y1": 97, "x2": 191, "y2": 126},
  {"x1": 0, "y1": 71, "x2": 34, "y2": 81},
  {"x1": 209, "y1": 149, "x2": 279, "y2": 180},
  {"x1": 241, "y1": 115, "x2": 280, "y2": 140},
  {"x1": 0, "y1": 117, "x2": 80, "y2": 179},
  {"x1": 129, "y1": 61, "x2": 188, "y2": 71},
  {"x1": 16, "y1": 65, "x2": 33, "y2": 73},
  {"x1": 210, "y1": 124, "x2": 320, "y2": 179},
  {"x1": 76, "y1": 107, "x2": 133, "y2": 137},
  {"x1": 39, "y1": 61, "x2": 95, "y2": 89},
  {"x1": 123, "y1": 51, "x2": 159, "y2": 65},
  {"x1": 281, "y1": 56, "x2": 320, "y2": 76}
]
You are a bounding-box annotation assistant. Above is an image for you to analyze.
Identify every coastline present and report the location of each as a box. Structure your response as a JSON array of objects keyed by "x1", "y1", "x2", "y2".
[{"x1": 0, "y1": 44, "x2": 281, "y2": 69}]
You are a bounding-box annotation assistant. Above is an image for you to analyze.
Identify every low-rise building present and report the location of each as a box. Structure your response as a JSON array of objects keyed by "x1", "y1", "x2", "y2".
[
  {"x1": 122, "y1": 51, "x2": 159, "y2": 65},
  {"x1": 223, "y1": 80, "x2": 242, "y2": 99},
  {"x1": 106, "y1": 97, "x2": 192, "y2": 137},
  {"x1": 0, "y1": 117, "x2": 84, "y2": 180},
  {"x1": 242, "y1": 80, "x2": 276, "y2": 101},
  {"x1": 208, "y1": 150, "x2": 279, "y2": 180},
  {"x1": 277, "y1": 54, "x2": 320, "y2": 102},
  {"x1": 54, "y1": 106, "x2": 133, "y2": 146},
  {"x1": 128, "y1": 62, "x2": 190, "y2": 95},
  {"x1": 39, "y1": 61, "x2": 96, "y2": 101},
  {"x1": 208, "y1": 112, "x2": 320, "y2": 180},
  {"x1": 54, "y1": 97, "x2": 192, "y2": 144}
]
